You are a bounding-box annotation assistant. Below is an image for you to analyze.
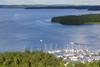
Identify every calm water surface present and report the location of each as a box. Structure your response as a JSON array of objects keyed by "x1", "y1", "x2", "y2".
[{"x1": 0, "y1": 8, "x2": 100, "y2": 51}]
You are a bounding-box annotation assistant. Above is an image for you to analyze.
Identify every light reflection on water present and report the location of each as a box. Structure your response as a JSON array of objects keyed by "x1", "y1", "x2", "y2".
[{"x1": 0, "y1": 9, "x2": 100, "y2": 52}]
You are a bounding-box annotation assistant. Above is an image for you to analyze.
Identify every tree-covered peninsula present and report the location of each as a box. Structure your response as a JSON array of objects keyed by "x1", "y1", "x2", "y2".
[{"x1": 51, "y1": 14, "x2": 100, "y2": 25}]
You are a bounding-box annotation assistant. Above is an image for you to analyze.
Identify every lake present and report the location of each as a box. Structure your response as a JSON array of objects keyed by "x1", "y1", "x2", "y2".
[{"x1": 0, "y1": 8, "x2": 100, "y2": 52}]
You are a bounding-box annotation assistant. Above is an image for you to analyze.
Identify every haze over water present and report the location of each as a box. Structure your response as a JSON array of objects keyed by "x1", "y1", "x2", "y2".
[{"x1": 0, "y1": 8, "x2": 100, "y2": 52}]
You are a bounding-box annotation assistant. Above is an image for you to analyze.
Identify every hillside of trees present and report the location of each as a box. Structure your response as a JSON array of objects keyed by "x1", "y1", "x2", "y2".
[
  {"x1": 0, "y1": 51, "x2": 99, "y2": 67},
  {"x1": 51, "y1": 14, "x2": 100, "y2": 25},
  {"x1": 0, "y1": 51, "x2": 64, "y2": 67}
]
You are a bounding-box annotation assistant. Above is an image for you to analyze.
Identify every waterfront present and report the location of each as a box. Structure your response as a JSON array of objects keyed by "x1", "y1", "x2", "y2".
[
  {"x1": 48, "y1": 48, "x2": 100, "y2": 63},
  {"x1": 0, "y1": 9, "x2": 100, "y2": 52},
  {"x1": 47, "y1": 42, "x2": 100, "y2": 63}
]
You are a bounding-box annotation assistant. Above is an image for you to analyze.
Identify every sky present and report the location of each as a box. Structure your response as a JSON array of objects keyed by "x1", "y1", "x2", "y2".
[{"x1": 0, "y1": 0, "x2": 100, "y2": 5}]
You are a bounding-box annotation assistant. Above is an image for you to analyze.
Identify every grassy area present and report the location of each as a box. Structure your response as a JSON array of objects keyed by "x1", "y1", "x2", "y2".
[
  {"x1": 51, "y1": 14, "x2": 100, "y2": 25},
  {"x1": 65, "y1": 61, "x2": 100, "y2": 67},
  {"x1": 84, "y1": 22, "x2": 100, "y2": 24}
]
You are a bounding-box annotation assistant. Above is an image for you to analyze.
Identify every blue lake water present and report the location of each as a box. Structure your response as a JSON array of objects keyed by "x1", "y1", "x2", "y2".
[{"x1": 0, "y1": 8, "x2": 100, "y2": 52}]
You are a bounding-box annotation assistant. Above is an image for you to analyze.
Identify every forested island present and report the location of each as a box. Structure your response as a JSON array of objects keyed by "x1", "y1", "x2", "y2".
[{"x1": 51, "y1": 14, "x2": 100, "y2": 25}]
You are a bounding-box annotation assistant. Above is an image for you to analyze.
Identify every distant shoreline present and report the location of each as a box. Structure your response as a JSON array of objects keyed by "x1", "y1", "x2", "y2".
[{"x1": 0, "y1": 5, "x2": 100, "y2": 10}]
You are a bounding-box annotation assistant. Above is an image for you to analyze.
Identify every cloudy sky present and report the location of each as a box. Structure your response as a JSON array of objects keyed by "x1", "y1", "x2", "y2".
[{"x1": 0, "y1": 0, "x2": 100, "y2": 5}]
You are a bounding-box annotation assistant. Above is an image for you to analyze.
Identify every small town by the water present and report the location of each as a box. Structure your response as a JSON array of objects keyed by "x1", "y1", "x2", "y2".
[{"x1": 37, "y1": 41, "x2": 100, "y2": 64}]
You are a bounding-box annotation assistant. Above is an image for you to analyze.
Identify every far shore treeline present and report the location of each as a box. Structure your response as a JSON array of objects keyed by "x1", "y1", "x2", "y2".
[
  {"x1": 0, "y1": 5, "x2": 100, "y2": 10},
  {"x1": 51, "y1": 14, "x2": 100, "y2": 25}
]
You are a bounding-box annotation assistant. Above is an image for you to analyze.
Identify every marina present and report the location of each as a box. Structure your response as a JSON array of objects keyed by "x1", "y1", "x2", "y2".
[
  {"x1": 46, "y1": 42, "x2": 100, "y2": 63},
  {"x1": 23, "y1": 41, "x2": 100, "y2": 63},
  {"x1": 48, "y1": 48, "x2": 100, "y2": 62}
]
